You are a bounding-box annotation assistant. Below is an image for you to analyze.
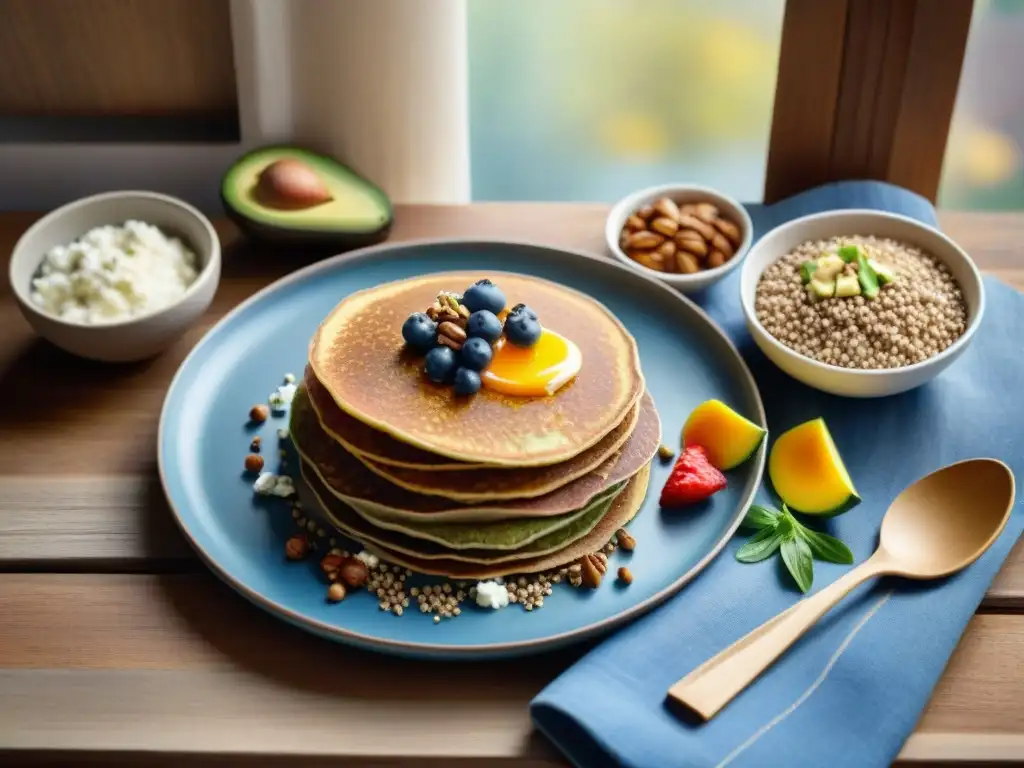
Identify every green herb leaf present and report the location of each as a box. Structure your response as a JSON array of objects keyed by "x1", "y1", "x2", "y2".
[
  {"x1": 780, "y1": 534, "x2": 814, "y2": 593},
  {"x1": 838, "y1": 244, "x2": 860, "y2": 263},
  {"x1": 736, "y1": 527, "x2": 784, "y2": 563},
  {"x1": 856, "y1": 253, "x2": 880, "y2": 298},
  {"x1": 741, "y1": 504, "x2": 780, "y2": 531},
  {"x1": 799, "y1": 261, "x2": 818, "y2": 284},
  {"x1": 799, "y1": 527, "x2": 855, "y2": 564}
]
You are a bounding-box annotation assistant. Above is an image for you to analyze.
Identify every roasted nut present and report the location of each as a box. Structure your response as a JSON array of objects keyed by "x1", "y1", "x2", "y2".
[
  {"x1": 579, "y1": 554, "x2": 603, "y2": 588},
  {"x1": 616, "y1": 528, "x2": 637, "y2": 551},
  {"x1": 625, "y1": 230, "x2": 665, "y2": 250},
  {"x1": 679, "y1": 203, "x2": 699, "y2": 216},
  {"x1": 426, "y1": 302, "x2": 442, "y2": 320},
  {"x1": 712, "y1": 232, "x2": 735, "y2": 258},
  {"x1": 651, "y1": 217, "x2": 679, "y2": 237},
  {"x1": 285, "y1": 535, "x2": 309, "y2": 561},
  {"x1": 675, "y1": 233, "x2": 708, "y2": 258},
  {"x1": 339, "y1": 557, "x2": 370, "y2": 588},
  {"x1": 713, "y1": 217, "x2": 742, "y2": 245},
  {"x1": 629, "y1": 250, "x2": 663, "y2": 271},
  {"x1": 625, "y1": 214, "x2": 646, "y2": 231},
  {"x1": 320, "y1": 553, "x2": 345, "y2": 574},
  {"x1": 637, "y1": 204, "x2": 656, "y2": 220},
  {"x1": 653, "y1": 197, "x2": 681, "y2": 222},
  {"x1": 249, "y1": 404, "x2": 269, "y2": 423},
  {"x1": 591, "y1": 552, "x2": 608, "y2": 574},
  {"x1": 244, "y1": 453, "x2": 264, "y2": 473},
  {"x1": 678, "y1": 214, "x2": 717, "y2": 241},
  {"x1": 617, "y1": 567, "x2": 634, "y2": 585},
  {"x1": 676, "y1": 252, "x2": 700, "y2": 274},
  {"x1": 707, "y1": 250, "x2": 727, "y2": 268},
  {"x1": 657, "y1": 241, "x2": 677, "y2": 271},
  {"x1": 327, "y1": 582, "x2": 347, "y2": 602},
  {"x1": 438, "y1": 320, "x2": 466, "y2": 347},
  {"x1": 694, "y1": 202, "x2": 719, "y2": 223}
]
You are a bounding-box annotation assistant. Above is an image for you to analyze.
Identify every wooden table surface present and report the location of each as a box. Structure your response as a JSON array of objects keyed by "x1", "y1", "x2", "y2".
[{"x1": 1, "y1": 207, "x2": 1022, "y2": 767}]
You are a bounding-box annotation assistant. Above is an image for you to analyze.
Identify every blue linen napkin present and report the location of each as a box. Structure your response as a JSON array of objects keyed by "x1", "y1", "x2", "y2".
[{"x1": 531, "y1": 181, "x2": 1024, "y2": 768}]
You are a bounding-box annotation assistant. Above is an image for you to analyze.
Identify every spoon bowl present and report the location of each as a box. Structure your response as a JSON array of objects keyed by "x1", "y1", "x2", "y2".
[
  {"x1": 879, "y1": 459, "x2": 1015, "y2": 579},
  {"x1": 669, "y1": 458, "x2": 1015, "y2": 720}
]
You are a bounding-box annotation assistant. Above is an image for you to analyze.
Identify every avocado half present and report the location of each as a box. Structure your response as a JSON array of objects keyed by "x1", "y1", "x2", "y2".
[{"x1": 221, "y1": 146, "x2": 393, "y2": 249}]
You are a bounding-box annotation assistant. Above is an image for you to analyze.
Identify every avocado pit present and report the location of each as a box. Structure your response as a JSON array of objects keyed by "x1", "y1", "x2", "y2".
[{"x1": 256, "y1": 158, "x2": 333, "y2": 210}]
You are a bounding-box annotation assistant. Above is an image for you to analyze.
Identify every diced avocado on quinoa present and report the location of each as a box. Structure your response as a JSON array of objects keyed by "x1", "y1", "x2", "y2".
[{"x1": 799, "y1": 244, "x2": 897, "y2": 302}]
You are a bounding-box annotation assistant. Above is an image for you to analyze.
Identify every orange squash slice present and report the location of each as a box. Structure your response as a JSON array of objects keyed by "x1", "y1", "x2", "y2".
[
  {"x1": 768, "y1": 418, "x2": 859, "y2": 516},
  {"x1": 681, "y1": 399, "x2": 766, "y2": 470}
]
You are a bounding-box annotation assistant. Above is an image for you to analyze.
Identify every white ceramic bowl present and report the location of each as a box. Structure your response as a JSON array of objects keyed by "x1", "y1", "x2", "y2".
[
  {"x1": 9, "y1": 190, "x2": 221, "y2": 363},
  {"x1": 606, "y1": 183, "x2": 753, "y2": 294},
  {"x1": 740, "y1": 209, "x2": 984, "y2": 398}
]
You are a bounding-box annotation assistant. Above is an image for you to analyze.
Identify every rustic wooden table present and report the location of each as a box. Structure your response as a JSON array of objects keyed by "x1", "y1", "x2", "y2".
[{"x1": 1, "y1": 207, "x2": 1022, "y2": 767}]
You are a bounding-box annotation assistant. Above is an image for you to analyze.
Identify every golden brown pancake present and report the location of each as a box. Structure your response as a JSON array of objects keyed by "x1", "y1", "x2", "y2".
[
  {"x1": 359, "y1": 464, "x2": 651, "y2": 578},
  {"x1": 308, "y1": 272, "x2": 644, "y2": 466},
  {"x1": 306, "y1": 366, "x2": 641, "y2": 501},
  {"x1": 304, "y1": 366, "x2": 484, "y2": 470},
  {"x1": 299, "y1": 458, "x2": 626, "y2": 562},
  {"x1": 290, "y1": 384, "x2": 661, "y2": 523}
]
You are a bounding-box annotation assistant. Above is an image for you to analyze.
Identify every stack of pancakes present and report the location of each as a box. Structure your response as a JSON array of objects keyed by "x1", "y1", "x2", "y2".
[{"x1": 291, "y1": 273, "x2": 661, "y2": 579}]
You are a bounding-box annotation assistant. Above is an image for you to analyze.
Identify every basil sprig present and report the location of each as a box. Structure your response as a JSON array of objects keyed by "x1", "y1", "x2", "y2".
[{"x1": 736, "y1": 504, "x2": 854, "y2": 593}]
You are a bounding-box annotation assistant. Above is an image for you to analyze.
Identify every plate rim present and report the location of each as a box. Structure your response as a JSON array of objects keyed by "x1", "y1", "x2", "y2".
[{"x1": 157, "y1": 237, "x2": 767, "y2": 657}]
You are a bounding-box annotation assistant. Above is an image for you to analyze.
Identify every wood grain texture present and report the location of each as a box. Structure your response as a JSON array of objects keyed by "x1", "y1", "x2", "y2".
[
  {"x1": 0, "y1": 0, "x2": 237, "y2": 117},
  {"x1": 1, "y1": 207, "x2": 1023, "y2": 764},
  {"x1": 765, "y1": 0, "x2": 974, "y2": 202},
  {"x1": 0, "y1": 573, "x2": 1021, "y2": 763},
  {"x1": 764, "y1": 0, "x2": 849, "y2": 203}
]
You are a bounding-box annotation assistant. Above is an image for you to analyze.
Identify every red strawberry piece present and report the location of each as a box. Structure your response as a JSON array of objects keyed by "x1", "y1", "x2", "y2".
[{"x1": 659, "y1": 445, "x2": 727, "y2": 507}]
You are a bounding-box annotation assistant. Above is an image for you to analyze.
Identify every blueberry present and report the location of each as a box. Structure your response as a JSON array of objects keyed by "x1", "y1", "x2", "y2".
[
  {"x1": 460, "y1": 337, "x2": 493, "y2": 371},
  {"x1": 462, "y1": 279, "x2": 506, "y2": 315},
  {"x1": 453, "y1": 367, "x2": 482, "y2": 395},
  {"x1": 508, "y1": 303, "x2": 538, "y2": 320},
  {"x1": 402, "y1": 312, "x2": 437, "y2": 353},
  {"x1": 424, "y1": 346, "x2": 458, "y2": 383},
  {"x1": 466, "y1": 310, "x2": 503, "y2": 343},
  {"x1": 504, "y1": 304, "x2": 542, "y2": 347}
]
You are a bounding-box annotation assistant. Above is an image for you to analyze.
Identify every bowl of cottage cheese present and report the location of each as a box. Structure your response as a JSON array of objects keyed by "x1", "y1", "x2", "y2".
[{"x1": 9, "y1": 190, "x2": 220, "y2": 362}]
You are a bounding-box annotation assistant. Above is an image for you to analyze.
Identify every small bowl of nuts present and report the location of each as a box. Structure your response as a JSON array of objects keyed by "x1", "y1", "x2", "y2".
[{"x1": 606, "y1": 183, "x2": 753, "y2": 294}]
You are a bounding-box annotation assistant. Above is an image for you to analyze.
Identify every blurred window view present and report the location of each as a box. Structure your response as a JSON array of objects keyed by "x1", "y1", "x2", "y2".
[
  {"x1": 469, "y1": 0, "x2": 1024, "y2": 210},
  {"x1": 468, "y1": 0, "x2": 784, "y2": 203},
  {"x1": 939, "y1": 0, "x2": 1024, "y2": 210}
]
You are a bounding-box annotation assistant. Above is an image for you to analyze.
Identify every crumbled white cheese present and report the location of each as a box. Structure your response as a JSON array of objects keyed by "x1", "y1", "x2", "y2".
[
  {"x1": 269, "y1": 383, "x2": 297, "y2": 412},
  {"x1": 253, "y1": 472, "x2": 295, "y2": 497},
  {"x1": 277, "y1": 428, "x2": 289, "y2": 440},
  {"x1": 355, "y1": 550, "x2": 380, "y2": 569},
  {"x1": 475, "y1": 580, "x2": 510, "y2": 610},
  {"x1": 30, "y1": 219, "x2": 199, "y2": 324},
  {"x1": 283, "y1": 372, "x2": 296, "y2": 384}
]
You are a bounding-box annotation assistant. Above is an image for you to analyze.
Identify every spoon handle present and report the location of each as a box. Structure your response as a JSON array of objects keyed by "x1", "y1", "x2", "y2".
[{"x1": 667, "y1": 556, "x2": 888, "y2": 720}]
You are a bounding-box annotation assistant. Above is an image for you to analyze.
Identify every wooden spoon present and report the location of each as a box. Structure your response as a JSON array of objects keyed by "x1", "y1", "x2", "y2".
[{"x1": 668, "y1": 458, "x2": 1015, "y2": 720}]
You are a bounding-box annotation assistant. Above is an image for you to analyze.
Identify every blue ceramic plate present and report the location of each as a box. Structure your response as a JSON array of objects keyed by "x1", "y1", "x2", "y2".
[{"x1": 159, "y1": 240, "x2": 765, "y2": 659}]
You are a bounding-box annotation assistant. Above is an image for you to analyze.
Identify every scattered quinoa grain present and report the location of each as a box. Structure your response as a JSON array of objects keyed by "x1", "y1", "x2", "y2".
[
  {"x1": 657, "y1": 444, "x2": 675, "y2": 462},
  {"x1": 250, "y1": 437, "x2": 261, "y2": 452}
]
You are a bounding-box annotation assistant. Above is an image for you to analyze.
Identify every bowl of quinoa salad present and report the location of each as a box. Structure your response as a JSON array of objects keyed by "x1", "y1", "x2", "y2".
[{"x1": 740, "y1": 209, "x2": 984, "y2": 397}]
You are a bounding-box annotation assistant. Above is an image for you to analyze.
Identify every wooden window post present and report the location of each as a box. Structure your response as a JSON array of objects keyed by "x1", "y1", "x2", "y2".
[{"x1": 764, "y1": 0, "x2": 974, "y2": 203}]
